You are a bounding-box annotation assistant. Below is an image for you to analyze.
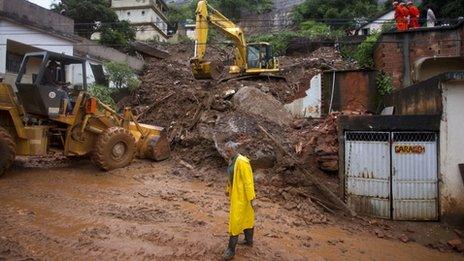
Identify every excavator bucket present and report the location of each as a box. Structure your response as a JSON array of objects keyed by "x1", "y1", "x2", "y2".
[{"x1": 190, "y1": 58, "x2": 212, "y2": 79}]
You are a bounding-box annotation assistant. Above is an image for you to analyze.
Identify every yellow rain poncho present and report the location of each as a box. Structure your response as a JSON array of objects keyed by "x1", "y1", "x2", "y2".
[{"x1": 227, "y1": 155, "x2": 255, "y2": 236}]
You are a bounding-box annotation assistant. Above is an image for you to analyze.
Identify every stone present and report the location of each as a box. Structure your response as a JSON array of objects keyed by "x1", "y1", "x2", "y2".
[
  {"x1": 374, "y1": 229, "x2": 385, "y2": 238},
  {"x1": 399, "y1": 234, "x2": 410, "y2": 243},
  {"x1": 232, "y1": 86, "x2": 292, "y2": 127},
  {"x1": 447, "y1": 238, "x2": 463, "y2": 249}
]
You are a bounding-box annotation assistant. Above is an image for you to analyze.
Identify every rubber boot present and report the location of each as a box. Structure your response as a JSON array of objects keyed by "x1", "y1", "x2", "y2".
[
  {"x1": 239, "y1": 228, "x2": 254, "y2": 246},
  {"x1": 222, "y1": 235, "x2": 238, "y2": 260}
]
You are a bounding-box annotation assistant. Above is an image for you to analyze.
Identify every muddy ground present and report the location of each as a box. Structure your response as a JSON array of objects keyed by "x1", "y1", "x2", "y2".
[{"x1": 0, "y1": 156, "x2": 463, "y2": 260}]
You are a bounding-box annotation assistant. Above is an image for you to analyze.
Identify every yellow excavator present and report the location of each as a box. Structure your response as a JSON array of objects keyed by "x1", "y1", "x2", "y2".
[{"x1": 190, "y1": 0, "x2": 280, "y2": 80}]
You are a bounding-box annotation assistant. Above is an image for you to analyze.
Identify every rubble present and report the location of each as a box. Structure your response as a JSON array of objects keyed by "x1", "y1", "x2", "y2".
[
  {"x1": 122, "y1": 43, "x2": 371, "y2": 218},
  {"x1": 295, "y1": 110, "x2": 369, "y2": 173}
]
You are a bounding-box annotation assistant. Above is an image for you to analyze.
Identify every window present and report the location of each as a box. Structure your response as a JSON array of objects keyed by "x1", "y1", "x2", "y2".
[
  {"x1": 362, "y1": 28, "x2": 370, "y2": 35},
  {"x1": 142, "y1": 11, "x2": 145, "y2": 15},
  {"x1": 127, "y1": 11, "x2": 131, "y2": 16},
  {"x1": 6, "y1": 52, "x2": 22, "y2": 73}
]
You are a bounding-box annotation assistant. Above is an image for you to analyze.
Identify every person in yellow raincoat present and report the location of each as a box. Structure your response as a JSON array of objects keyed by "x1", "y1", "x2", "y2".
[{"x1": 222, "y1": 141, "x2": 255, "y2": 260}]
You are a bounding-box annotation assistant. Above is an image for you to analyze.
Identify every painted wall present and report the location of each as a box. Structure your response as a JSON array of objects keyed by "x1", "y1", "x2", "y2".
[
  {"x1": 0, "y1": 0, "x2": 74, "y2": 35},
  {"x1": 112, "y1": 0, "x2": 168, "y2": 41},
  {"x1": 0, "y1": 20, "x2": 73, "y2": 86},
  {"x1": 358, "y1": 11, "x2": 395, "y2": 35},
  {"x1": 285, "y1": 73, "x2": 322, "y2": 118},
  {"x1": 440, "y1": 81, "x2": 464, "y2": 225}
]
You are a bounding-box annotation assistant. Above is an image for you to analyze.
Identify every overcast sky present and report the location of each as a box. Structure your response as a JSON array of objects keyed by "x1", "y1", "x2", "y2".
[{"x1": 28, "y1": 0, "x2": 55, "y2": 9}]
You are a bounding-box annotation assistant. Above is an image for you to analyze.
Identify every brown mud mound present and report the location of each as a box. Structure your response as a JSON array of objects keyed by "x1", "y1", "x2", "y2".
[{"x1": 130, "y1": 43, "x2": 353, "y2": 170}]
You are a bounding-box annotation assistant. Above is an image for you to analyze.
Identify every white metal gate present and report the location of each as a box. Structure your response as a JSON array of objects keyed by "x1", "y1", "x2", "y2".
[
  {"x1": 345, "y1": 132, "x2": 391, "y2": 218},
  {"x1": 392, "y1": 132, "x2": 438, "y2": 220},
  {"x1": 345, "y1": 131, "x2": 439, "y2": 220}
]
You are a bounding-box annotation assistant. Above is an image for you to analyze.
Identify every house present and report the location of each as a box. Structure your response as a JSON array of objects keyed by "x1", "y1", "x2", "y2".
[
  {"x1": 111, "y1": 0, "x2": 169, "y2": 42},
  {"x1": 0, "y1": 0, "x2": 76, "y2": 86},
  {"x1": 0, "y1": 0, "x2": 144, "y2": 89},
  {"x1": 337, "y1": 24, "x2": 464, "y2": 224},
  {"x1": 357, "y1": 10, "x2": 395, "y2": 36}
]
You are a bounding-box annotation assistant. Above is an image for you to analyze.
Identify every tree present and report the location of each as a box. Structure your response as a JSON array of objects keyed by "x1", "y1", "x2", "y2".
[
  {"x1": 104, "y1": 61, "x2": 140, "y2": 91},
  {"x1": 210, "y1": 0, "x2": 273, "y2": 20},
  {"x1": 293, "y1": 0, "x2": 383, "y2": 29},
  {"x1": 52, "y1": 0, "x2": 136, "y2": 49},
  {"x1": 100, "y1": 21, "x2": 136, "y2": 49}
]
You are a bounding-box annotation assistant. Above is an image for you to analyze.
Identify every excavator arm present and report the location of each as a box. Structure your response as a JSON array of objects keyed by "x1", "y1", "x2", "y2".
[{"x1": 190, "y1": 0, "x2": 247, "y2": 79}]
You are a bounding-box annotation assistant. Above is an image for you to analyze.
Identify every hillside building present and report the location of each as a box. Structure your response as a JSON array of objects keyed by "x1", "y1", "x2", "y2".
[{"x1": 111, "y1": 0, "x2": 169, "y2": 42}]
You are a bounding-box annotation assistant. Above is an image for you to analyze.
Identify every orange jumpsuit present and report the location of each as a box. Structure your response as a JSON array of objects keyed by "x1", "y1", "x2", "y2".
[
  {"x1": 400, "y1": 5, "x2": 410, "y2": 31},
  {"x1": 395, "y1": 6, "x2": 407, "y2": 31},
  {"x1": 408, "y1": 5, "x2": 420, "y2": 29}
]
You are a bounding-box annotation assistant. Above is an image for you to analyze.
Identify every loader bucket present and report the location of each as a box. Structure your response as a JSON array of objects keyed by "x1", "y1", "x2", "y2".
[
  {"x1": 131, "y1": 123, "x2": 171, "y2": 161},
  {"x1": 146, "y1": 132, "x2": 171, "y2": 161},
  {"x1": 190, "y1": 59, "x2": 212, "y2": 79}
]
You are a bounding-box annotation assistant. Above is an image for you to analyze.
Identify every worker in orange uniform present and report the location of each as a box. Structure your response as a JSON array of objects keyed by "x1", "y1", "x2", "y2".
[
  {"x1": 393, "y1": 2, "x2": 404, "y2": 31},
  {"x1": 399, "y1": 2, "x2": 409, "y2": 31},
  {"x1": 407, "y1": 1, "x2": 420, "y2": 29}
]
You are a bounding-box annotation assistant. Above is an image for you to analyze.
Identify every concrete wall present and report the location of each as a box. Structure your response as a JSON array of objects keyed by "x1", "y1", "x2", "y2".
[
  {"x1": 440, "y1": 81, "x2": 464, "y2": 225},
  {"x1": 285, "y1": 73, "x2": 322, "y2": 118},
  {"x1": 74, "y1": 38, "x2": 144, "y2": 72},
  {"x1": 374, "y1": 21, "x2": 464, "y2": 90},
  {"x1": 322, "y1": 70, "x2": 378, "y2": 114},
  {"x1": 384, "y1": 75, "x2": 442, "y2": 115},
  {"x1": 0, "y1": 0, "x2": 74, "y2": 35}
]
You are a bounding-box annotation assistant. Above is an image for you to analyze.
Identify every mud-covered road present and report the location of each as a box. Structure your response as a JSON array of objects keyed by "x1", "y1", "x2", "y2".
[{"x1": 0, "y1": 157, "x2": 462, "y2": 260}]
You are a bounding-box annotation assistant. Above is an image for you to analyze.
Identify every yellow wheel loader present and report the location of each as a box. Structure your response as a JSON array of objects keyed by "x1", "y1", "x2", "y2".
[
  {"x1": 0, "y1": 51, "x2": 170, "y2": 176},
  {"x1": 190, "y1": 0, "x2": 281, "y2": 80}
]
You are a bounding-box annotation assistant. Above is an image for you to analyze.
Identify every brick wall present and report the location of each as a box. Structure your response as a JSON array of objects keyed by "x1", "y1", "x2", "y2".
[{"x1": 374, "y1": 21, "x2": 464, "y2": 90}]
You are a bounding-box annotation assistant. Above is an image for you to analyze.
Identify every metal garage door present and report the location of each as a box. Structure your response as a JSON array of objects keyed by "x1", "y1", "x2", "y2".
[
  {"x1": 345, "y1": 132, "x2": 391, "y2": 218},
  {"x1": 392, "y1": 132, "x2": 439, "y2": 220}
]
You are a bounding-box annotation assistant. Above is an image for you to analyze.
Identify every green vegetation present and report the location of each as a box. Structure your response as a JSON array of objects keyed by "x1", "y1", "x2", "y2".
[
  {"x1": 52, "y1": 0, "x2": 136, "y2": 49},
  {"x1": 249, "y1": 21, "x2": 343, "y2": 55},
  {"x1": 99, "y1": 21, "x2": 136, "y2": 49},
  {"x1": 210, "y1": 0, "x2": 273, "y2": 20},
  {"x1": 376, "y1": 71, "x2": 393, "y2": 96},
  {"x1": 293, "y1": 0, "x2": 385, "y2": 29},
  {"x1": 354, "y1": 33, "x2": 380, "y2": 69},
  {"x1": 167, "y1": 1, "x2": 197, "y2": 26},
  {"x1": 88, "y1": 84, "x2": 117, "y2": 109},
  {"x1": 104, "y1": 61, "x2": 140, "y2": 91}
]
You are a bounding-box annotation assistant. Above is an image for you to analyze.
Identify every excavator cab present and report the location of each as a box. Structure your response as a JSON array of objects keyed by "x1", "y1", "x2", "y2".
[{"x1": 246, "y1": 43, "x2": 274, "y2": 70}]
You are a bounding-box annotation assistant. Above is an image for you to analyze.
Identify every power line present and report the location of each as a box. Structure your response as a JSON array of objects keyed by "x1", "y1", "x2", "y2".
[{"x1": 0, "y1": 38, "x2": 462, "y2": 48}]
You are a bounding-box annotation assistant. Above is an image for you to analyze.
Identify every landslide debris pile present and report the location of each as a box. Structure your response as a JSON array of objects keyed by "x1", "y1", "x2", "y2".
[{"x1": 131, "y1": 43, "x2": 353, "y2": 172}]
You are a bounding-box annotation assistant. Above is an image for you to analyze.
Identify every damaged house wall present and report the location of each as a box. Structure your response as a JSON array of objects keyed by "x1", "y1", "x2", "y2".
[
  {"x1": 374, "y1": 20, "x2": 464, "y2": 90},
  {"x1": 322, "y1": 70, "x2": 378, "y2": 115}
]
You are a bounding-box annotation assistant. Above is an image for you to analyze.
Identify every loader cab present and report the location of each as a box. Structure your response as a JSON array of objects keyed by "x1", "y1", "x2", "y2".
[
  {"x1": 246, "y1": 43, "x2": 275, "y2": 70},
  {"x1": 15, "y1": 52, "x2": 87, "y2": 117}
]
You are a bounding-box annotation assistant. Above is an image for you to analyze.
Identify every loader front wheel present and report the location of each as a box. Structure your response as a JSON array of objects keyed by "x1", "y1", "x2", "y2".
[
  {"x1": 92, "y1": 127, "x2": 136, "y2": 171},
  {"x1": 0, "y1": 127, "x2": 16, "y2": 177}
]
